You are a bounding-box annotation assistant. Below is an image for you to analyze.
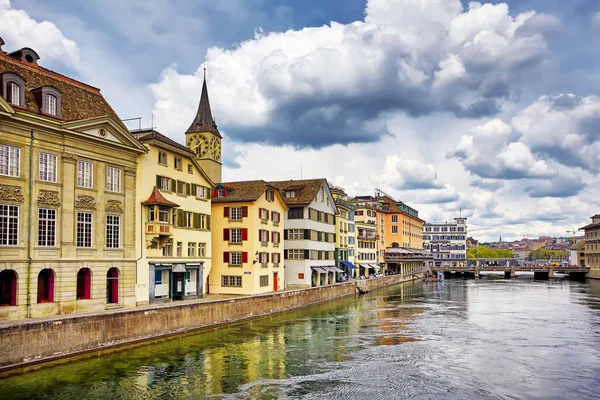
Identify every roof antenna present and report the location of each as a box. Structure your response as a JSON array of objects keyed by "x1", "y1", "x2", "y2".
[{"x1": 203, "y1": 62, "x2": 207, "y2": 80}]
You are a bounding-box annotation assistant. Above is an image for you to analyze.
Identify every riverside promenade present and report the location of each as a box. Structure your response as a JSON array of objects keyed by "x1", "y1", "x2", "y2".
[{"x1": 0, "y1": 273, "x2": 422, "y2": 373}]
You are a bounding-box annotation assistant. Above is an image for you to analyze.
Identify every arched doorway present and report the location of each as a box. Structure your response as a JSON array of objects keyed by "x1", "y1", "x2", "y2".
[
  {"x1": 0, "y1": 269, "x2": 17, "y2": 306},
  {"x1": 106, "y1": 268, "x2": 119, "y2": 304},
  {"x1": 37, "y1": 269, "x2": 54, "y2": 303},
  {"x1": 76, "y1": 268, "x2": 91, "y2": 300}
]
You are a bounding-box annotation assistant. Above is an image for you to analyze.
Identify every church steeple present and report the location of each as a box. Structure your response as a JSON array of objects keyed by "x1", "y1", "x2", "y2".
[{"x1": 186, "y1": 74, "x2": 222, "y2": 138}]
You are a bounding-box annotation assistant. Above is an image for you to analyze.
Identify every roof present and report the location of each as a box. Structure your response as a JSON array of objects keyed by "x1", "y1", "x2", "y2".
[
  {"x1": 568, "y1": 241, "x2": 585, "y2": 251},
  {"x1": 186, "y1": 76, "x2": 222, "y2": 138},
  {"x1": 581, "y1": 222, "x2": 600, "y2": 230},
  {"x1": 212, "y1": 180, "x2": 286, "y2": 206},
  {"x1": 132, "y1": 129, "x2": 194, "y2": 156},
  {"x1": 0, "y1": 51, "x2": 127, "y2": 130},
  {"x1": 141, "y1": 187, "x2": 179, "y2": 207},
  {"x1": 268, "y1": 178, "x2": 328, "y2": 206}
]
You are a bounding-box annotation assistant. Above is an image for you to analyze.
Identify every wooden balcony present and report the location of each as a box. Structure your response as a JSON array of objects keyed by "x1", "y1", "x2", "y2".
[{"x1": 146, "y1": 222, "x2": 173, "y2": 237}]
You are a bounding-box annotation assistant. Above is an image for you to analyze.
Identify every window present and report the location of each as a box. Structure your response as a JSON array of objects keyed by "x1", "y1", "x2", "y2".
[
  {"x1": 106, "y1": 167, "x2": 121, "y2": 192},
  {"x1": 7, "y1": 82, "x2": 21, "y2": 106},
  {"x1": 222, "y1": 275, "x2": 242, "y2": 287},
  {"x1": 0, "y1": 205, "x2": 18, "y2": 246},
  {"x1": 272, "y1": 211, "x2": 280, "y2": 225},
  {"x1": 286, "y1": 191, "x2": 296, "y2": 198},
  {"x1": 259, "y1": 275, "x2": 269, "y2": 287},
  {"x1": 259, "y1": 229, "x2": 269, "y2": 244},
  {"x1": 162, "y1": 239, "x2": 173, "y2": 256},
  {"x1": 188, "y1": 242, "x2": 196, "y2": 257},
  {"x1": 218, "y1": 189, "x2": 225, "y2": 197},
  {"x1": 45, "y1": 94, "x2": 57, "y2": 115},
  {"x1": 158, "y1": 207, "x2": 170, "y2": 223},
  {"x1": 266, "y1": 190, "x2": 275, "y2": 202},
  {"x1": 39, "y1": 153, "x2": 57, "y2": 182},
  {"x1": 106, "y1": 215, "x2": 120, "y2": 248},
  {"x1": 230, "y1": 228, "x2": 242, "y2": 244},
  {"x1": 37, "y1": 269, "x2": 54, "y2": 303},
  {"x1": 391, "y1": 215, "x2": 398, "y2": 223},
  {"x1": 298, "y1": 273, "x2": 305, "y2": 280},
  {"x1": 199, "y1": 242, "x2": 206, "y2": 257},
  {"x1": 38, "y1": 208, "x2": 56, "y2": 247},
  {"x1": 176, "y1": 241, "x2": 182, "y2": 257},
  {"x1": 77, "y1": 160, "x2": 93, "y2": 188},
  {"x1": 392, "y1": 226, "x2": 398, "y2": 234},
  {"x1": 229, "y1": 252, "x2": 242, "y2": 266},
  {"x1": 185, "y1": 212, "x2": 193, "y2": 228},
  {"x1": 259, "y1": 208, "x2": 268, "y2": 221},
  {"x1": 288, "y1": 229, "x2": 304, "y2": 240},
  {"x1": 230, "y1": 206, "x2": 242, "y2": 221},
  {"x1": 106, "y1": 268, "x2": 119, "y2": 304},
  {"x1": 187, "y1": 164, "x2": 193, "y2": 174},
  {"x1": 273, "y1": 231, "x2": 280, "y2": 245},
  {"x1": 287, "y1": 249, "x2": 304, "y2": 259},
  {"x1": 0, "y1": 144, "x2": 20, "y2": 177},
  {"x1": 0, "y1": 269, "x2": 17, "y2": 305},
  {"x1": 157, "y1": 176, "x2": 171, "y2": 191},
  {"x1": 177, "y1": 181, "x2": 185, "y2": 194},
  {"x1": 272, "y1": 253, "x2": 280, "y2": 265},
  {"x1": 76, "y1": 268, "x2": 91, "y2": 300},
  {"x1": 158, "y1": 151, "x2": 167, "y2": 165},
  {"x1": 288, "y1": 207, "x2": 303, "y2": 219},
  {"x1": 196, "y1": 186, "x2": 207, "y2": 199},
  {"x1": 174, "y1": 157, "x2": 182, "y2": 170},
  {"x1": 76, "y1": 212, "x2": 92, "y2": 248}
]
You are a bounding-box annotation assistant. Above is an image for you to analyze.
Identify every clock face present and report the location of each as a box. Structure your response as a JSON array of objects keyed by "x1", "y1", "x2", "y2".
[
  {"x1": 187, "y1": 134, "x2": 209, "y2": 158},
  {"x1": 210, "y1": 137, "x2": 221, "y2": 161}
]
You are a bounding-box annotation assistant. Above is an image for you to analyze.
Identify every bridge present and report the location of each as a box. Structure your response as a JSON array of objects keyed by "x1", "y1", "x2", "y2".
[{"x1": 430, "y1": 258, "x2": 589, "y2": 280}]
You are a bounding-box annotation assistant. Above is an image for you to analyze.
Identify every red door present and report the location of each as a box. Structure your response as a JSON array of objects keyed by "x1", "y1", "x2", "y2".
[{"x1": 273, "y1": 272, "x2": 278, "y2": 292}]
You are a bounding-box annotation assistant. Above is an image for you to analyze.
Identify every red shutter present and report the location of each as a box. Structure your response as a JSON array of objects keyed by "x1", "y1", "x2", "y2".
[
  {"x1": 242, "y1": 252, "x2": 248, "y2": 263},
  {"x1": 211, "y1": 189, "x2": 218, "y2": 198},
  {"x1": 271, "y1": 232, "x2": 275, "y2": 243},
  {"x1": 224, "y1": 207, "x2": 230, "y2": 218},
  {"x1": 266, "y1": 231, "x2": 269, "y2": 242},
  {"x1": 223, "y1": 252, "x2": 230, "y2": 263},
  {"x1": 242, "y1": 228, "x2": 248, "y2": 241},
  {"x1": 259, "y1": 208, "x2": 262, "y2": 218},
  {"x1": 267, "y1": 253, "x2": 270, "y2": 263},
  {"x1": 223, "y1": 228, "x2": 230, "y2": 241},
  {"x1": 242, "y1": 206, "x2": 248, "y2": 217}
]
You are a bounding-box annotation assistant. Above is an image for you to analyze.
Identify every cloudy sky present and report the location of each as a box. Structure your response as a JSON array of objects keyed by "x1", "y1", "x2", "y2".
[{"x1": 2, "y1": 0, "x2": 600, "y2": 241}]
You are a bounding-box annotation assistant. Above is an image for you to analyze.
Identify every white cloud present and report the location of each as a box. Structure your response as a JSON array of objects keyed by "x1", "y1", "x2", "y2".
[
  {"x1": 0, "y1": 0, "x2": 79, "y2": 67},
  {"x1": 593, "y1": 11, "x2": 600, "y2": 27}
]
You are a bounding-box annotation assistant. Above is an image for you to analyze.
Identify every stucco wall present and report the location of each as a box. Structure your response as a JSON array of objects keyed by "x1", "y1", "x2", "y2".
[{"x1": 0, "y1": 273, "x2": 418, "y2": 370}]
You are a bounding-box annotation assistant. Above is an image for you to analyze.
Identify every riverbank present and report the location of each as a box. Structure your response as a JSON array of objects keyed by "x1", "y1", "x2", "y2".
[{"x1": 0, "y1": 273, "x2": 422, "y2": 373}]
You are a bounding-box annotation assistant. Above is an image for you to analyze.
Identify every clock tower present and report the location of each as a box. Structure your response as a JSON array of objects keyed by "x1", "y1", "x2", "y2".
[{"x1": 186, "y1": 74, "x2": 222, "y2": 184}]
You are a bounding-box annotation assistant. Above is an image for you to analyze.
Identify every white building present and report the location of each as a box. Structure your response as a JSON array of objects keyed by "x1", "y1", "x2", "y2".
[
  {"x1": 271, "y1": 179, "x2": 339, "y2": 289},
  {"x1": 423, "y1": 218, "x2": 467, "y2": 268},
  {"x1": 352, "y1": 196, "x2": 380, "y2": 276}
]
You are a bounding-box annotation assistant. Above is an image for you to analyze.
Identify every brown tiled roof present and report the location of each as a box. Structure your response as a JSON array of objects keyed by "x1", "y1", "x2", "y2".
[
  {"x1": 141, "y1": 186, "x2": 179, "y2": 207},
  {"x1": 186, "y1": 77, "x2": 222, "y2": 138},
  {"x1": 0, "y1": 52, "x2": 127, "y2": 130},
  {"x1": 568, "y1": 241, "x2": 585, "y2": 251},
  {"x1": 132, "y1": 129, "x2": 194, "y2": 155},
  {"x1": 268, "y1": 178, "x2": 328, "y2": 206},
  {"x1": 581, "y1": 222, "x2": 600, "y2": 230},
  {"x1": 378, "y1": 195, "x2": 402, "y2": 213},
  {"x1": 212, "y1": 180, "x2": 285, "y2": 205}
]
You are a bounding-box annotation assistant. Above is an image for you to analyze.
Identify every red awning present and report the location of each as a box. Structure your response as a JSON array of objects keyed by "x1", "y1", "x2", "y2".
[{"x1": 141, "y1": 186, "x2": 179, "y2": 207}]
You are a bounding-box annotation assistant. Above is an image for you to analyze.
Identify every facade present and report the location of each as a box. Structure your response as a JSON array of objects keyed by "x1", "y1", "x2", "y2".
[
  {"x1": 581, "y1": 214, "x2": 600, "y2": 279},
  {"x1": 329, "y1": 184, "x2": 357, "y2": 278},
  {"x1": 352, "y1": 196, "x2": 379, "y2": 277},
  {"x1": 210, "y1": 181, "x2": 287, "y2": 295},
  {"x1": 270, "y1": 179, "x2": 339, "y2": 289},
  {"x1": 423, "y1": 218, "x2": 468, "y2": 268},
  {"x1": 567, "y1": 240, "x2": 585, "y2": 267},
  {"x1": 0, "y1": 41, "x2": 147, "y2": 319},
  {"x1": 132, "y1": 130, "x2": 214, "y2": 304}
]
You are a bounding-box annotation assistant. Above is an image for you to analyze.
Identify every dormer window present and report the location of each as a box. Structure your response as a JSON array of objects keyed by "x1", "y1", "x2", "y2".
[
  {"x1": 286, "y1": 190, "x2": 296, "y2": 198},
  {"x1": 45, "y1": 94, "x2": 57, "y2": 115},
  {"x1": 32, "y1": 86, "x2": 62, "y2": 118},
  {"x1": 1, "y1": 73, "x2": 25, "y2": 107}
]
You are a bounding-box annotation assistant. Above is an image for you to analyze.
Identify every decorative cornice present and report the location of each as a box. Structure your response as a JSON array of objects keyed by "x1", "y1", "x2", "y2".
[
  {"x1": 62, "y1": 153, "x2": 78, "y2": 163},
  {"x1": 37, "y1": 190, "x2": 60, "y2": 206},
  {"x1": 124, "y1": 167, "x2": 136, "y2": 176},
  {"x1": 75, "y1": 195, "x2": 96, "y2": 210},
  {"x1": 105, "y1": 200, "x2": 123, "y2": 213},
  {"x1": 0, "y1": 184, "x2": 24, "y2": 204}
]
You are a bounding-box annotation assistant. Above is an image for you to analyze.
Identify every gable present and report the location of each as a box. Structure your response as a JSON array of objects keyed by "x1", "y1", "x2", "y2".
[{"x1": 63, "y1": 116, "x2": 147, "y2": 152}]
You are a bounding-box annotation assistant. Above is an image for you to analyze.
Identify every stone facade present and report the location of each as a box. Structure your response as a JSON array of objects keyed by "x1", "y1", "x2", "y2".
[
  {"x1": 423, "y1": 218, "x2": 468, "y2": 268},
  {"x1": 582, "y1": 214, "x2": 600, "y2": 279}
]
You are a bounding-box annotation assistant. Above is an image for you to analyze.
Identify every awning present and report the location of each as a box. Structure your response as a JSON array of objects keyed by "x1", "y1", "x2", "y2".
[
  {"x1": 360, "y1": 264, "x2": 373, "y2": 270},
  {"x1": 369, "y1": 264, "x2": 381, "y2": 272},
  {"x1": 333, "y1": 267, "x2": 344, "y2": 273},
  {"x1": 172, "y1": 264, "x2": 187, "y2": 273},
  {"x1": 340, "y1": 261, "x2": 358, "y2": 269},
  {"x1": 311, "y1": 266, "x2": 326, "y2": 274}
]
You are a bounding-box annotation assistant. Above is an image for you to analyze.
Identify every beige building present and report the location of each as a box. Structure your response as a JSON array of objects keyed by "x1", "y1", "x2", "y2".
[
  {"x1": 210, "y1": 180, "x2": 287, "y2": 295},
  {"x1": 352, "y1": 196, "x2": 379, "y2": 276},
  {"x1": 582, "y1": 214, "x2": 600, "y2": 279},
  {"x1": 131, "y1": 130, "x2": 214, "y2": 304},
  {"x1": 329, "y1": 184, "x2": 357, "y2": 278},
  {"x1": 0, "y1": 40, "x2": 147, "y2": 319}
]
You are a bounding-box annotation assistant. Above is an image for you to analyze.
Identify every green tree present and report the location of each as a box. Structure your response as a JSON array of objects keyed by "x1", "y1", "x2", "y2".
[
  {"x1": 467, "y1": 246, "x2": 514, "y2": 259},
  {"x1": 527, "y1": 248, "x2": 567, "y2": 260}
]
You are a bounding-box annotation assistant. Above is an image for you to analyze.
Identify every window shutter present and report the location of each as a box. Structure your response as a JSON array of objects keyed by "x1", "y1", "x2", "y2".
[
  {"x1": 223, "y1": 228, "x2": 230, "y2": 241},
  {"x1": 304, "y1": 229, "x2": 311, "y2": 240},
  {"x1": 186, "y1": 183, "x2": 191, "y2": 196},
  {"x1": 224, "y1": 207, "x2": 230, "y2": 218},
  {"x1": 284, "y1": 230, "x2": 288, "y2": 240},
  {"x1": 242, "y1": 252, "x2": 248, "y2": 263},
  {"x1": 223, "y1": 252, "x2": 230, "y2": 263},
  {"x1": 266, "y1": 231, "x2": 270, "y2": 242},
  {"x1": 191, "y1": 184, "x2": 197, "y2": 196},
  {"x1": 156, "y1": 175, "x2": 161, "y2": 188},
  {"x1": 332, "y1": 215, "x2": 336, "y2": 225},
  {"x1": 333, "y1": 233, "x2": 337, "y2": 242},
  {"x1": 284, "y1": 249, "x2": 288, "y2": 259},
  {"x1": 193, "y1": 213, "x2": 200, "y2": 228},
  {"x1": 211, "y1": 189, "x2": 218, "y2": 198},
  {"x1": 271, "y1": 232, "x2": 275, "y2": 242},
  {"x1": 171, "y1": 179, "x2": 176, "y2": 191},
  {"x1": 304, "y1": 249, "x2": 310, "y2": 260},
  {"x1": 242, "y1": 206, "x2": 248, "y2": 217},
  {"x1": 259, "y1": 208, "x2": 262, "y2": 218},
  {"x1": 206, "y1": 215, "x2": 211, "y2": 230},
  {"x1": 177, "y1": 209, "x2": 184, "y2": 227},
  {"x1": 242, "y1": 228, "x2": 248, "y2": 241},
  {"x1": 267, "y1": 253, "x2": 270, "y2": 263}
]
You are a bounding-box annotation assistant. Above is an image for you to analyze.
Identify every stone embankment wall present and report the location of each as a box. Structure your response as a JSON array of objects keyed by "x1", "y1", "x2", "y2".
[{"x1": 0, "y1": 274, "x2": 419, "y2": 371}]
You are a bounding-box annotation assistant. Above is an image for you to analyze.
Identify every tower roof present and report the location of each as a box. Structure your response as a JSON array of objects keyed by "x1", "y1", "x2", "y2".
[{"x1": 186, "y1": 75, "x2": 222, "y2": 138}]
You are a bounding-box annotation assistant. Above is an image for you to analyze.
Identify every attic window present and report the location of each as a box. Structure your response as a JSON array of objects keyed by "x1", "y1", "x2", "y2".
[
  {"x1": 266, "y1": 189, "x2": 275, "y2": 202},
  {"x1": 218, "y1": 189, "x2": 225, "y2": 197},
  {"x1": 33, "y1": 86, "x2": 62, "y2": 117},
  {"x1": 2, "y1": 73, "x2": 25, "y2": 107},
  {"x1": 286, "y1": 190, "x2": 296, "y2": 198},
  {"x1": 45, "y1": 94, "x2": 57, "y2": 115}
]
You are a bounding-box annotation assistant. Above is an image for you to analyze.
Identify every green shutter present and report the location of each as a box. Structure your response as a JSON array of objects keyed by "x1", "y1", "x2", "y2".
[
  {"x1": 304, "y1": 249, "x2": 310, "y2": 260},
  {"x1": 177, "y1": 209, "x2": 184, "y2": 227},
  {"x1": 193, "y1": 213, "x2": 200, "y2": 228},
  {"x1": 284, "y1": 229, "x2": 288, "y2": 240},
  {"x1": 206, "y1": 215, "x2": 211, "y2": 230},
  {"x1": 171, "y1": 179, "x2": 176, "y2": 192},
  {"x1": 156, "y1": 175, "x2": 161, "y2": 188},
  {"x1": 186, "y1": 183, "x2": 191, "y2": 196},
  {"x1": 191, "y1": 184, "x2": 197, "y2": 196}
]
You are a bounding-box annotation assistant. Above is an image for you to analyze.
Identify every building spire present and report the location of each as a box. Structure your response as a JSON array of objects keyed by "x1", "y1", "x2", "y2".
[{"x1": 186, "y1": 70, "x2": 222, "y2": 138}]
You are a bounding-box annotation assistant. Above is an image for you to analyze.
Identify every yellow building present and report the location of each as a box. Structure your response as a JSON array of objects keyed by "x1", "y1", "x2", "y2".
[
  {"x1": 0, "y1": 41, "x2": 147, "y2": 319},
  {"x1": 132, "y1": 130, "x2": 214, "y2": 304},
  {"x1": 210, "y1": 181, "x2": 287, "y2": 295},
  {"x1": 582, "y1": 214, "x2": 600, "y2": 280},
  {"x1": 329, "y1": 184, "x2": 357, "y2": 277}
]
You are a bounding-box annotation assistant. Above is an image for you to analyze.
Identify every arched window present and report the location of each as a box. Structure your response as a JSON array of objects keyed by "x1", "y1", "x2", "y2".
[
  {"x1": 106, "y1": 268, "x2": 119, "y2": 304},
  {"x1": 45, "y1": 94, "x2": 57, "y2": 115},
  {"x1": 76, "y1": 268, "x2": 91, "y2": 300},
  {"x1": 2, "y1": 73, "x2": 25, "y2": 107},
  {"x1": 7, "y1": 82, "x2": 20, "y2": 106},
  {"x1": 0, "y1": 269, "x2": 17, "y2": 306},
  {"x1": 37, "y1": 269, "x2": 54, "y2": 303}
]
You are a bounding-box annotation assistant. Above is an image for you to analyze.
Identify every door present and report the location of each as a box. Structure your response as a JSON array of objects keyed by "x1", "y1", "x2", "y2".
[
  {"x1": 273, "y1": 272, "x2": 278, "y2": 292},
  {"x1": 172, "y1": 272, "x2": 184, "y2": 300}
]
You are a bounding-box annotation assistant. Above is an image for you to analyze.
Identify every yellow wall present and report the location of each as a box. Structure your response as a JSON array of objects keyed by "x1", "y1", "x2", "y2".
[{"x1": 210, "y1": 190, "x2": 287, "y2": 295}]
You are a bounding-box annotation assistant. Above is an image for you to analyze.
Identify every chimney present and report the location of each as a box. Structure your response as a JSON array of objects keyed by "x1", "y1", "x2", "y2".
[{"x1": 0, "y1": 37, "x2": 4, "y2": 53}]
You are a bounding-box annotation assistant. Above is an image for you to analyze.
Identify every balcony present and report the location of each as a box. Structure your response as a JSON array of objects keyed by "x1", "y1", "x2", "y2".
[
  {"x1": 357, "y1": 233, "x2": 377, "y2": 240},
  {"x1": 146, "y1": 222, "x2": 173, "y2": 237}
]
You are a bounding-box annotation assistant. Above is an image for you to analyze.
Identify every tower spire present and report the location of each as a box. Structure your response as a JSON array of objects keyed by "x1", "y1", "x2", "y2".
[{"x1": 186, "y1": 71, "x2": 222, "y2": 138}]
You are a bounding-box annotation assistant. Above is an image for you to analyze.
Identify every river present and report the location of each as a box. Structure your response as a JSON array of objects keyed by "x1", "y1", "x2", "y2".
[{"x1": 1, "y1": 276, "x2": 600, "y2": 399}]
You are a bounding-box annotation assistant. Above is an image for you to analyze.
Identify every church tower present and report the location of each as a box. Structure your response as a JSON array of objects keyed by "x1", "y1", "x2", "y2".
[{"x1": 185, "y1": 73, "x2": 222, "y2": 184}]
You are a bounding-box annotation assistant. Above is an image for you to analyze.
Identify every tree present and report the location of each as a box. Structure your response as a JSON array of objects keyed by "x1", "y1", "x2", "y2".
[
  {"x1": 467, "y1": 246, "x2": 514, "y2": 259},
  {"x1": 527, "y1": 248, "x2": 567, "y2": 260}
]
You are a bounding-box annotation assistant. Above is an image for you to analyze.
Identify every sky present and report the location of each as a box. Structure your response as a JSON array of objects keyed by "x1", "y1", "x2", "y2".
[{"x1": 1, "y1": 0, "x2": 600, "y2": 242}]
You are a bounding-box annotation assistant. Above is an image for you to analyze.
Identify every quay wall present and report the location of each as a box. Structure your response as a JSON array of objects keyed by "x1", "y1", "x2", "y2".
[{"x1": 0, "y1": 273, "x2": 419, "y2": 371}]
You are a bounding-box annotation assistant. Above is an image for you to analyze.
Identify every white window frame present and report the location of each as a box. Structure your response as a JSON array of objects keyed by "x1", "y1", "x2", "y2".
[
  {"x1": 199, "y1": 242, "x2": 206, "y2": 257},
  {"x1": 0, "y1": 144, "x2": 20, "y2": 177},
  {"x1": 185, "y1": 212, "x2": 193, "y2": 228},
  {"x1": 260, "y1": 229, "x2": 268, "y2": 244},
  {"x1": 196, "y1": 186, "x2": 206, "y2": 199},
  {"x1": 188, "y1": 242, "x2": 196, "y2": 257},
  {"x1": 230, "y1": 228, "x2": 242, "y2": 244},
  {"x1": 9, "y1": 82, "x2": 20, "y2": 106},
  {"x1": 259, "y1": 252, "x2": 268, "y2": 265},
  {"x1": 200, "y1": 214, "x2": 206, "y2": 230},
  {"x1": 0, "y1": 204, "x2": 19, "y2": 246},
  {"x1": 106, "y1": 215, "x2": 120, "y2": 248},
  {"x1": 76, "y1": 212, "x2": 93, "y2": 248},
  {"x1": 392, "y1": 226, "x2": 398, "y2": 234},
  {"x1": 158, "y1": 176, "x2": 170, "y2": 191},
  {"x1": 77, "y1": 160, "x2": 93, "y2": 188},
  {"x1": 230, "y1": 252, "x2": 242, "y2": 266},
  {"x1": 230, "y1": 206, "x2": 242, "y2": 221},
  {"x1": 45, "y1": 94, "x2": 57, "y2": 115},
  {"x1": 39, "y1": 152, "x2": 57, "y2": 183},
  {"x1": 38, "y1": 208, "x2": 56, "y2": 247},
  {"x1": 106, "y1": 166, "x2": 121, "y2": 193},
  {"x1": 391, "y1": 215, "x2": 398, "y2": 223}
]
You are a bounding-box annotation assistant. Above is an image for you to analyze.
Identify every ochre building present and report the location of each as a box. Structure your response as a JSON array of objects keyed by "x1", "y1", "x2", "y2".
[{"x1": 582, "y1": 214, "x2": 600, "y2": 280}]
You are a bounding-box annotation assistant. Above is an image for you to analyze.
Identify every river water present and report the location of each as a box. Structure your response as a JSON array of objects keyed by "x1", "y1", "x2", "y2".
[{"x1": 2, "y1": 276, "x2": 600, "y2": 399}]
